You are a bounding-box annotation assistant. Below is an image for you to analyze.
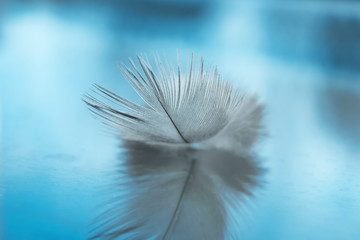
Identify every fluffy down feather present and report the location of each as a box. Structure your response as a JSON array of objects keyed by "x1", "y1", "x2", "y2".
[
  {"x1": 84, "y1": 54, "x2": 263, "y2": 152},
  {"x1": 85, "y1": 54, "x2": 265, "y2": 240}
]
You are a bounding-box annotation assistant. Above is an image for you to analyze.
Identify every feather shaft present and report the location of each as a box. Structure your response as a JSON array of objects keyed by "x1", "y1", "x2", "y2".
[{"x1": 162, "y1": 159, "x2": 196, "y2": 239}]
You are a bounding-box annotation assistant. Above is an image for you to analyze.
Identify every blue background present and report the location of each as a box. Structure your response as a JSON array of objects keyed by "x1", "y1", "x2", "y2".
[{"x1": 1, "y1": 0, "x2": 360, "y2": 239}]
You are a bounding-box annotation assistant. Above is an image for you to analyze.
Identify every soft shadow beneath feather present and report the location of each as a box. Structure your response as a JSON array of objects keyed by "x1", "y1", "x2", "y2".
[{"x1": 89, "y1": 141, "x2": 265, "y2": 240}]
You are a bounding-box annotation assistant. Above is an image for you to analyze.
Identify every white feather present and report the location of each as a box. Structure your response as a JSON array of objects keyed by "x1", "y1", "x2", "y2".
[
  {"x1": 84, "y1": 54, "x2": 264, "y2": 152},
  {"x1": 85, "y1": 54, "x2": 265, "y2": 240}
]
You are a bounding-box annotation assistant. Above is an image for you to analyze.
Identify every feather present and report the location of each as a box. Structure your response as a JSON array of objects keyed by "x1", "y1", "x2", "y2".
[
  {"x1": 84, "y1": 53, "x2": 265, "y2": 239},
  {"x1": 84, "y1": 54, "x2": 264, "y2": 153},
  {"x1": 89, "y1": 141, "x2": 263, "y2": 240}
]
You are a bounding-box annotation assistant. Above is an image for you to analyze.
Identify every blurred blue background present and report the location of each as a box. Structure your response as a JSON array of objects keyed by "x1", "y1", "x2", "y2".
[{"x1": 1, "y1": 0, "x2": 360, "y2": 239}]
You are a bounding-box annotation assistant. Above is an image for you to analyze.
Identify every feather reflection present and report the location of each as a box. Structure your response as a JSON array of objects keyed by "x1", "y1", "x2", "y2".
[{"x1": 90, "y1": 141, "x2": 264, "y2": 240}]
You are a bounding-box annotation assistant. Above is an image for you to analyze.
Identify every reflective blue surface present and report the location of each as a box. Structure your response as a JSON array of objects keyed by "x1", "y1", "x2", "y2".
[{"x1": 1, "y1": 1, "x2": 360, "y2": 239}]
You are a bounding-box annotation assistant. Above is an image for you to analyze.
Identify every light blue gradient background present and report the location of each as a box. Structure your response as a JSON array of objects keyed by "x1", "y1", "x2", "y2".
[{"x1": 1, "y1": 1, "x2": 360, "y2": 239}]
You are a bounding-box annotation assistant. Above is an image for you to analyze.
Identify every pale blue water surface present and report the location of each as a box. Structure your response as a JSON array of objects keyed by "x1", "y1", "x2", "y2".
[{"x1": 1, "y1": 1, "x2": 360, "y2": 239}]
